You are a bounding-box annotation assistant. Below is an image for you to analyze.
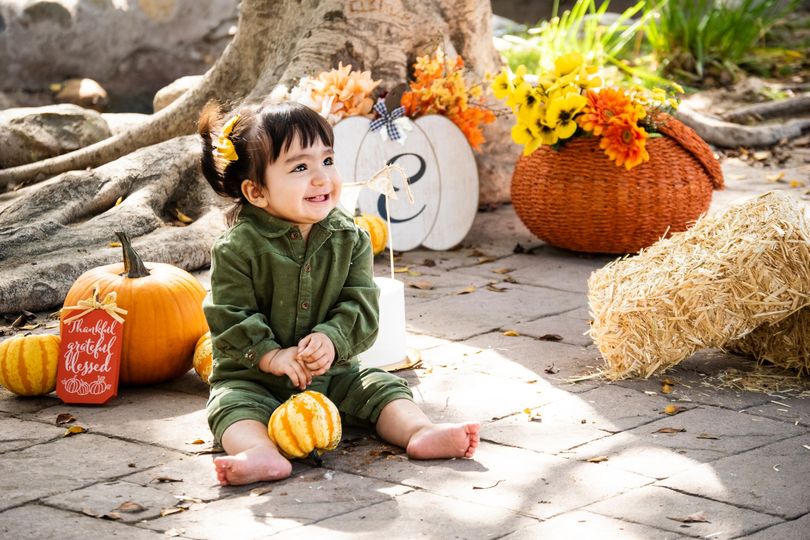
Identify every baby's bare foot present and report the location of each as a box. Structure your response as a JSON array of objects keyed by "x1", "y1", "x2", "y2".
[
  {"x1": 406, "y1": 422, "x2": 480, "y2": 460},
  {"x1": 213, "y1": 445, "x2": 292, "y2": 486}
]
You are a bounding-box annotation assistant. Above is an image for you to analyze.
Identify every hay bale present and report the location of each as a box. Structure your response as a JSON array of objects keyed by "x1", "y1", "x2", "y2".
[
  {"x1": 727, "y1": 306, "x2": 810, "y2": 374},
  {"x1": 588, "y1": 191, "x2": 810, "y2": 379}
]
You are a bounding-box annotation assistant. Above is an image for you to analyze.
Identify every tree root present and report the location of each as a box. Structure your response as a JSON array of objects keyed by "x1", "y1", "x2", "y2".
[
  {"x1": 722, "y1": 94, "x2": 810, "y2": 124},
  {"x1": 676, "y1": 104, "x2": 810, "y2": 148}
]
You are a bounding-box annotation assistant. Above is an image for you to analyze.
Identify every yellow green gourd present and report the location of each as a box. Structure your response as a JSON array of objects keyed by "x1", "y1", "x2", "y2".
[
  {"x1": 268, "y1": 390, "x2": 342, "y2": 465},
  {"x1": 0, "y1": 334, "x2": 61, "y2": 396}
]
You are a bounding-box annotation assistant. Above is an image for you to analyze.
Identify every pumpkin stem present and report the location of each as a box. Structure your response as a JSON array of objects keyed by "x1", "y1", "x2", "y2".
[
  {"x1": 309, "y1": 450, "x2": 323, "y2": 467},
  {"x1": 115, "y1": 231, "x2": 151, "y2": 278}
]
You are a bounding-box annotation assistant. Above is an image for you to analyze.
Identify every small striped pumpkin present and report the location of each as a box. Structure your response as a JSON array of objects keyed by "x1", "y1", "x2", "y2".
[
  {"x1": 192, "y1": 332, "x2": 212, "y2": 384},
  {"x1": 268, "y1": 390, "x2": 342, "y2": 461},
  {"x1": 0, "y1": 334, "x2": 61, "y2": 396},
  {"x1": 354, "y1": 214, "x2": 388, "y2": 255}
]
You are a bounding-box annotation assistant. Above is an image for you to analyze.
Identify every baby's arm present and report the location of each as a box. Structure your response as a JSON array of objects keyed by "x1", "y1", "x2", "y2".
[
  {"x1": 259, "y1": 347, "x2": 311, "y2": 390},
  {"x1": 310, "y1": 227, "x2": 379, "y2": 365}
]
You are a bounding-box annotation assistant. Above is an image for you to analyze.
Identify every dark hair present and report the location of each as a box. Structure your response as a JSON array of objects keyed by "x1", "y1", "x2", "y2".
[{"x1": 198, "y1": 100, "x2": 334, "y2": 211}]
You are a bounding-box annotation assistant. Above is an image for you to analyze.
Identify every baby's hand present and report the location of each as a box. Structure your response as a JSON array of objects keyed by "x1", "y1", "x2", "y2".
[
  {"x1": 259, "y1": 347, "x2": 312, "y2": 390},
  {"x1": 296, "y1": 332, "x2": 335, "y2": 376}
]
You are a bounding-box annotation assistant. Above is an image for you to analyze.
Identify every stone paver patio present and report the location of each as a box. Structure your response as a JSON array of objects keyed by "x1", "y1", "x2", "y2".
[{"x1": 1, "y1": 154, "x2": 808, "y2": 539}]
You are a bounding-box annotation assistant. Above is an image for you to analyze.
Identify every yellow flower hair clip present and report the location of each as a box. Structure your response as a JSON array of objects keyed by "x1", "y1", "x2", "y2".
[{"x1": 214, "y1": 114, "x2": 241, "y2": 164}]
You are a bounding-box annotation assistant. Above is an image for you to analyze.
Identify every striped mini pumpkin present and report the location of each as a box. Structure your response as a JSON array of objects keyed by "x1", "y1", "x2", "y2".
[
  {"x1": 192, "y1": 332, "x2": 213, "y2": 384},
  {"x1": 268, "y1": 390, "x2": 342, "y2": 460},
  {"x1": 0, "y1": 334, "x2": 61, "y2": 396}
]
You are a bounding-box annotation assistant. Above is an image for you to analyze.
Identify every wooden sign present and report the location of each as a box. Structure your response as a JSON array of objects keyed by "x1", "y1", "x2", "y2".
[
  {"x1": 57, "y1": 291, "x2": 126, "y2": 404},
  {"x1": 334, "y1": 114, "x2": 478, "y2": 251}
]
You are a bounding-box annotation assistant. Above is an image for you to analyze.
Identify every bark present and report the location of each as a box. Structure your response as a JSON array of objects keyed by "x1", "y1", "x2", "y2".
[
  {"x1": 0, "y1": 0, "x2": 513, "y2": 315},
  {"x1": 721, "y1": 94, "x2": 810, "y2": 124},
  {"x1": 676, "y1": 104, "x2": 810, "y2": 148}
]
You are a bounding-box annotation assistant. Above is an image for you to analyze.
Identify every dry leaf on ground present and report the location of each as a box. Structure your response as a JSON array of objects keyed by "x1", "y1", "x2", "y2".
[
  {"x1": 63, "y1": 425, "x2": 87, "y2": 437},
  {"x1": 250, "y1": 486, "x2": 274, "y2": 497},
  {"x1": 409, "y1": 280, "x2": 434, "y2": 290},
  {"x1": 663, "y1": 405, "x2": 686, "y2": 415},
  {"x1": 587, "y1": 456, "x2": 609, "y2": 463},
  {"x1": 55, "y1": 413, "x2": 76, "y2": 425},
  {"x1": 456, "y1": 286, "x2": 476, "y2": 295},
  {"x1": 654, "y1": 427, "x2": 686, "y2": 434},
  {"x1": 115, "y1": 501, "x2": 146, "y2": 513},
  {"x1": 667, "y1": 511, "x2": 710, "y2": 523},
  {"x1": 503, "y1": 330, "x2": 520, "y2": 336},
  {"x1": 538, "y1": 334, "x2": 563, "y2": 342}
]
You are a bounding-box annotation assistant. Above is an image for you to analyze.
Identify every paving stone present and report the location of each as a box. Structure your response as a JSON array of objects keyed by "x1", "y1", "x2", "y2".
[
  {"x1": 501, "y1": 510, "x2": 686, "y2": 540},
  {"x1": 659, "y1": 433, "x2": 810, "y2": 518},
  {"x1": 406, "y1": 283, "x2": 584, "y2": 341},
  {"x1": 0, "y1": 434, "x2": 184, "y2": 511},
  {"x1": 0, "y1": 416, "x2": 65, "y2": 453},
  {"x1": 455, "y1": 249, "x2": 615, "y2": 294},
  {"x1": 154, "y1": 370, "x2": 210, "y2": 399},
  {"x1": 0, "y1": 387, "x2": 61, "y2": 414},
  {"x1": 329, "y1": 440, "x2": 651, "y2": 520},
  {"x1": 743, "y1": 512, "x2": 810, "y2": 540},
  {"x1": 139, "y1": 468, "x2": 412, "y2": 539},
  {"x1": 743, "y1": 398, "x2": 810, "y2": 428},
  {"x1": 28, "y1": 388, "x2": 212, "y2": 453},
  {"x1": 267, "y1": 488, "x2": 538, "y2": 540},
  {"x1": 566, "y1": 406, "x2": 803, "y2": 479},
  {"x1": 405, "y1": 370, "x2": 550, "y2": 423},
  {"x1": 586, "y1": 485, "x2": 781, "y2": 538},
  {"x1": 0, "y1": 504, "x2": 163, "y2": 539},
  {"x1": 511, "y1": 309, "x2": 593, "y2": 347},
  {"x1": 43, "y1": 480, "x2": 180, "y2": 523},
  {"x1": 461, "y1": 202, "x2": 539, "y2": 253},
  {"x1": 485, "y1": 385, "x2": 673, "y2": 454}
]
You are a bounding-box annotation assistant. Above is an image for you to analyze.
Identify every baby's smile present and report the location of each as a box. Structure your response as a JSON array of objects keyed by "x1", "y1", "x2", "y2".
[{"x1": 305, "y1": 194, "x2": 331, "y2": 203}]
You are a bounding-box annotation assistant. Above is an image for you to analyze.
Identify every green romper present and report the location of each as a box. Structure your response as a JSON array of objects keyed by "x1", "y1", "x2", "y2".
[{"x1": 203, "y1": 204, "x2": 412, "y2": 444}]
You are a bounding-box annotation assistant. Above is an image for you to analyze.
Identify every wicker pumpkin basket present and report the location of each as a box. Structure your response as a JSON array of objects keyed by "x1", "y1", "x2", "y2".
[{"x1": 511, "y1": 115, "x2": 724, "y2": 254}]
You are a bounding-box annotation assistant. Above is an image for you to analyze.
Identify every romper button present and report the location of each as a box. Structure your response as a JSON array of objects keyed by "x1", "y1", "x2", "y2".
[
  {"x1": 246, "y1": 350, "x2": 256, "y2": 360},
  {"x1": 304, "y1": 263, "x2": 311, "y2": 273},
  {"x1": 301, "y1": 301, "x2": 310, "y2": 310},
  {"x1": 290, "y1": 231, "x2": 301, "y2": 240}
]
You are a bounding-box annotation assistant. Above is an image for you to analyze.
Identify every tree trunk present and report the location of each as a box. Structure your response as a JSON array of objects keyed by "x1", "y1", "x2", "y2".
[{"x1": 0, "y1": 0, "x2": 515, "y2": 315}]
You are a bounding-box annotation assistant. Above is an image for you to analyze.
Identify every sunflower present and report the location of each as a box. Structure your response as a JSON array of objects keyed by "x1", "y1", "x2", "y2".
[{"x1": 600, "y1": 117, "x2": 649, "y2": 170}]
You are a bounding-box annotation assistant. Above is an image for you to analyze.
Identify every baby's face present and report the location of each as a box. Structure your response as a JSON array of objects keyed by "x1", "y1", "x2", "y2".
[{"x1": 259, "y1": 136, "x2": 342, "y2": 227}]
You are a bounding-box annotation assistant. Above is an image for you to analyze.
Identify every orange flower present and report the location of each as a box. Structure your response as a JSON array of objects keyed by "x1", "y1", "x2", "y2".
[
  {"x1": 578, "y1": 88, "x2": 636, "y2": 136},
  {"x1": 599, "y1": 117, "x2": 649, "y2": 170}
]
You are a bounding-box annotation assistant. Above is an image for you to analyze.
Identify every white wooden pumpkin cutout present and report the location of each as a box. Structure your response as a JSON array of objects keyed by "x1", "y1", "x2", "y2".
[{"x1": 334, "y1": 114, "x2": 478, "y2": 251}]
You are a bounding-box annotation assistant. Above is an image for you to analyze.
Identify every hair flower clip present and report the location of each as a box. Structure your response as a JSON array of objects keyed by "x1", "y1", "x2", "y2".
[{"x1": 214, "y1": 114, "x2": 241, "y2": 163}]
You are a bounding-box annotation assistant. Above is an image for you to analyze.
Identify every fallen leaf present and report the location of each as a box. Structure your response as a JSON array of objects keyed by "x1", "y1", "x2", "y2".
[
  {"x1": 108, "y1": 241, "x2": 122, "y2": 248},
  {"x1": 56, "y1": 413, "x2": 76, "y2": 425},
  {"x1": 394, "y1": 266, "x2": 410, "y2": 273},
  {"x1": 160, "y1": 507, "x2": 185, "y2": 517},
  {"x1": 250, "y1": 486, "x2": 274, "y2": 497},
  {"x1": 667, "y1": 511, "x2": 710, "y2": 524},
  {"x1": 409, "y1": 280, "x2": 434, "y2": 290},
  {"x1": 472, "y1": 479, "x2": 504, "y2": 490},
  {"x1": 765, "y1": 171, "x2": 785, "y2": 182},
  {"x1": 486, "y1": 284, "x2": 508, "y2": 292},
  {"x1": 538, "y1": 334, "x2": 563, "y2": 342},
  {"x1": 115, "y1": 196, "x2": 124, "y2": 206},
  {"x1": 10, "y1": 315, "x2": 25, "y2": 328},
  {"x1": 503, "y1": 330, "x2": 520, "y2": 337},
  {"x1": 188, "y1": 439, "x2": 205, "y2": 445},
  {"x1": 19, "y1": 323, "x2": 40, "y2": 331},
  {"x1": 789, "y1": 179, "x2": 804, "y2": 188},
  {"x1": 544, "y1": 364, "x2": 559, "y2": 374},
  {"x1": 697, "y1": 433, "x2": 719, "y2": 440},
  {"x1": 587, "y1": 456, "x2": 609, "y2": 463},
  {"x1": 115, "y1": 501, "x2": 146, "y2": 513},
  {"x1": 175, "y1": 209, "x2": 194, "y2": 224},
  {"x1": 81, "y1": 508, "x2": 99, "y2": 518},
  {"x1": 407, "y1": 270, "x2": 422, "y2": 276},
  {"x1": 63, "y1": 425, "x2": 87, "y2": 437},
  {"x1": 663, "y1": 404, "x2": 686, "y2": 415},
  {"x1": 151, "y1": 476, "x2": 183, "y2": 483},
  {"x1": 654, "y1": 427, "x2": 686, "y2": 434},
  {"x1": 662, "y1": 383, "x2": 674, "y2": 394},
  {"x1": 476, "y1": 256, "x2": 497, "y2": 265},
  {"x1": 101, "y1": 512, "x2": 122, "y2": 521},
  {"x1": 753, "y1": 150, "x2": 771, "y2": 161},
  {"x1": 644, "y1": 390, "x2": 658, "y2": 396},
  {"x1": 491, "y1": 267, "x2": 514, "y2": 274},
  {"x1": 456, "y1": 286, "x2": 476, "y2": 295},
  {"x1": 45, "y1": 322, "x2": 59, "y2": 329}
]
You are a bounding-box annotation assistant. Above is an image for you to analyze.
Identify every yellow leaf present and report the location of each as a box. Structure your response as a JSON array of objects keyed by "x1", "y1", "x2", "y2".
[
  {"x1": 394, "y1": 266, "x2": 410, "y2": 273},
  {"x1": 175, "y1": 209, "x2": 194, "y2": 224},
  {"x1": 409, "y1": 280, "x2": 434, "y2": 290},
  {"x1": 49, "y1": 83, "x2": 63, "y2": 92},
  {"x1": 109, "y1": 241, "x2": 122, "y2": 248},
  {"x1": 789, "y1": 180, "x2": 804, "y2": 188},
  {"x1": 63, "y1": 425, "x2": 87, "y2": 437},
  {"x1": 115, "y1": 196, "x2": 124, "y2": 206},
  {"x1": 503, "y1": 330, "x2": 520, "y2": 337},
  {"x1": 189, "y1": 439, "x2": 205, "y2": 445},
  {"x1": 407, "y1": 270, "x2": 422, "y2": 276},
  {"x1": 160, "y1": 507, "x2": 185, "y2": 517},
  {"x1": 662, "y1": 383, "x2": 674, "y2": 394},
  {"x1": 765, "y1": 171, "x2": 785, "y2": 182},
  {"x1": 663, "y1": 404, "x2": 685, "y2": 415},
  {"x1": 492, "y1": 267, "x2": 514, "y2": 274},
  {"x1": 587, "y1": 456, "x2": 609, "y2": 463},
  {"x1": 456, "y1": 286, "x2": 476, "y2": 295}
]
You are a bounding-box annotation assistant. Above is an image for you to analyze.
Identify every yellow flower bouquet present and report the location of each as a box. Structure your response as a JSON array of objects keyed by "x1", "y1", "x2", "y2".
[
  {"x1": 490, "y1": 52, "x2": 724, "y2": 254},
  {"x1": 491, "y1": 52, "x2": 679, "y2": 170}
]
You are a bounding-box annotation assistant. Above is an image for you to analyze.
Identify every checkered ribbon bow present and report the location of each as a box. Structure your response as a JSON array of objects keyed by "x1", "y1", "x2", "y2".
[{"x1": 369, "y1": 101, "x2": 406, "y2": 141}]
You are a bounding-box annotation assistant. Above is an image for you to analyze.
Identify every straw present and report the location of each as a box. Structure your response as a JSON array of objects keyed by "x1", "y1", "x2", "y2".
[
  {"x1": 727, "y1": 306, "x2": 810, "y2": 374},
  {"x1": 588, "y1": 191, "x2": 810, "y2": 379}
]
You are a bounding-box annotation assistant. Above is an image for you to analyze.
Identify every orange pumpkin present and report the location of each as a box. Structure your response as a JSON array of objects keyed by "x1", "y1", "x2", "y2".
[
  {"x1": 0, "y1": 334, "x2": 60, "y2": 396},
  {"x1": 192, "y1": 332, "x2": 213, "y2": 384},
  {"x1": 354, "y1": 214, "x2": 388, "y2": 255},
  {"x1": 61, "y1": 232, "x2": 208, "y2": 385}
]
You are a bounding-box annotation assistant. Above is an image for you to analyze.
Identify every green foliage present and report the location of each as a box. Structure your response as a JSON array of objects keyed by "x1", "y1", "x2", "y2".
[
  {"x1": 496, "y1": 0, "x2": 648, "y2": 74},
  {"x1": 643, "y1": 0, "x2": 798, "y2": 81}
]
